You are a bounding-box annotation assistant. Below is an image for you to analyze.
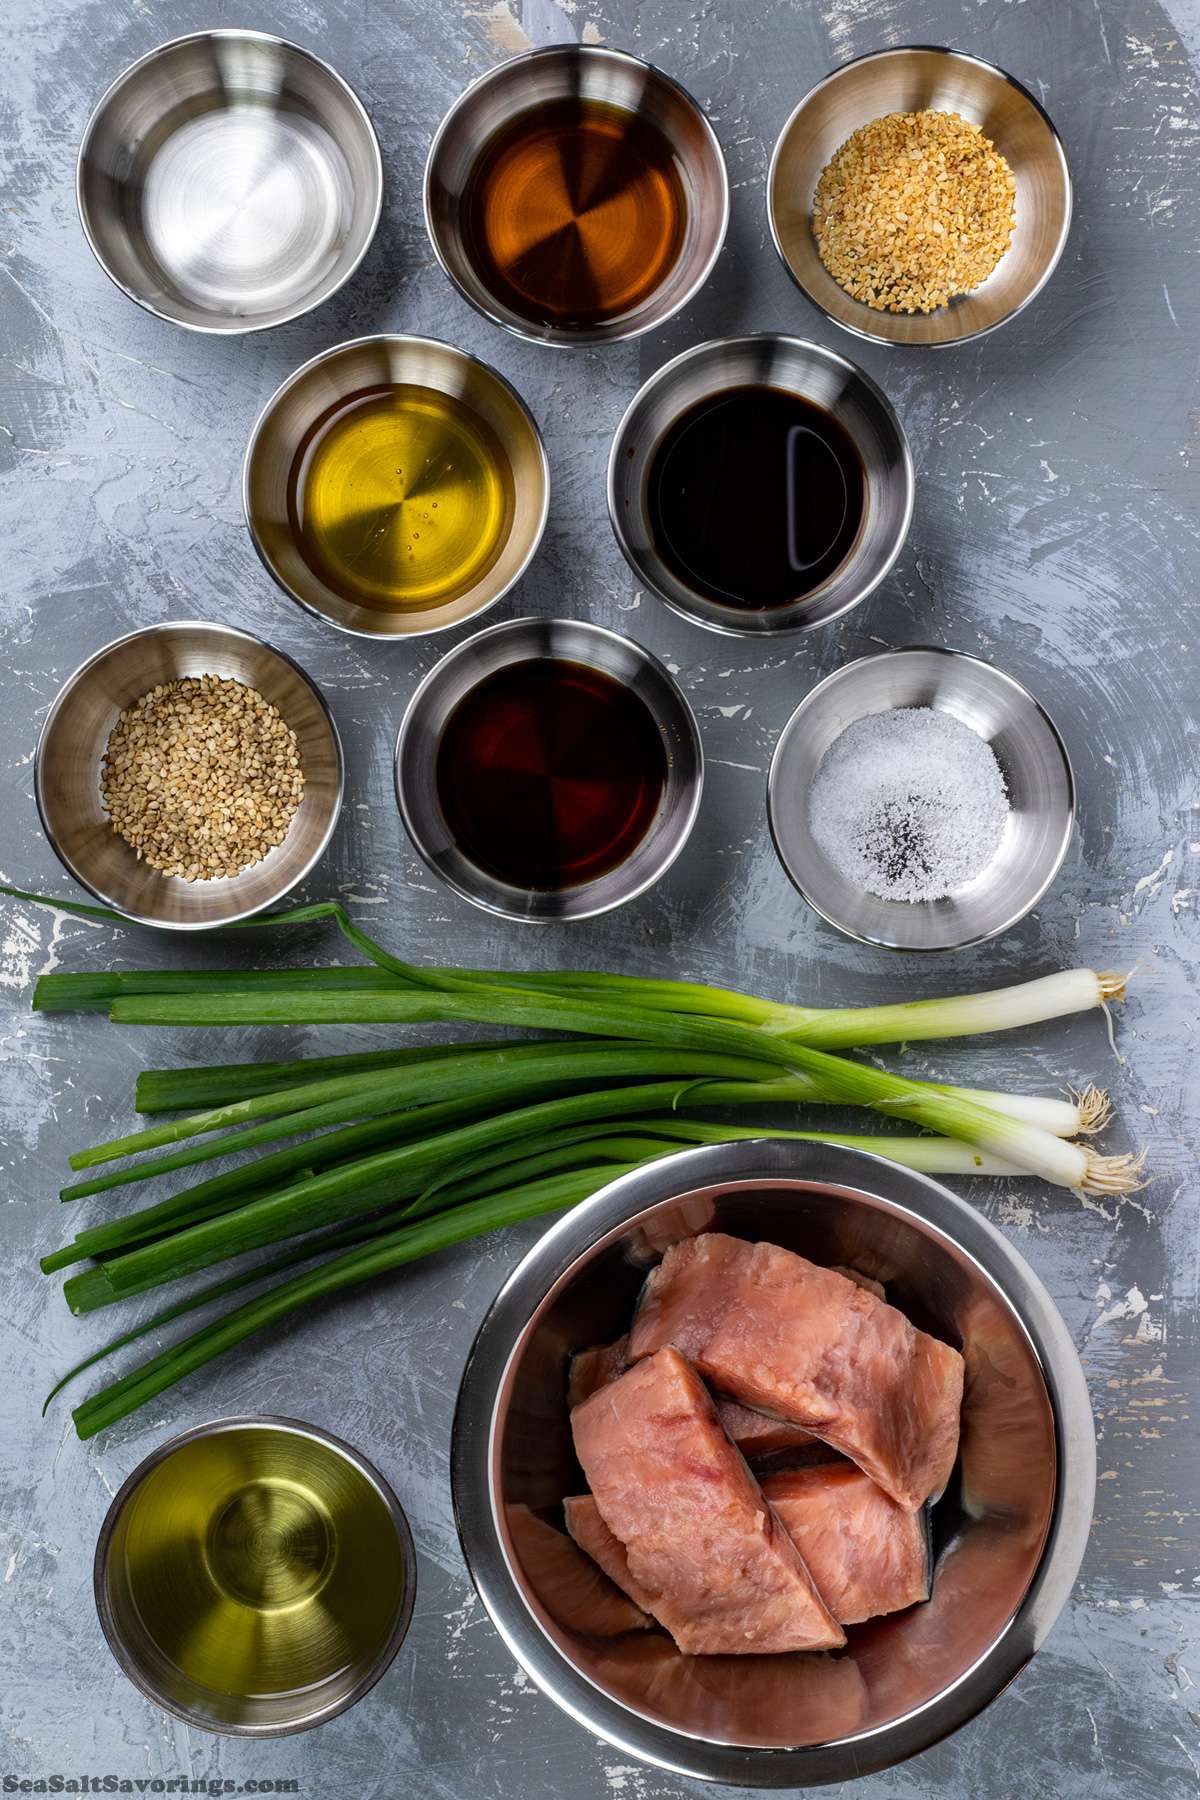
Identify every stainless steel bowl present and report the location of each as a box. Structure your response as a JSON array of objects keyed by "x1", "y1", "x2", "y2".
[
  {"x1": 767, "y1": 646, "x2": 1074, "y2": 952},
  {"x1": 394, "y1": 616, "x2": 703, "y2": 922},
  {"x1": 608, "y1": 335, "x2": 913, "y2": 637},
  {"x1": 95, "y1": 1416, "x2": 417, "y2": 1737},
  {"x1": 424, "y1": 45, "x2": 729, "y2": 347},
  {"x1": 452, "y1": 1140, "x2": 1095, "y2": 1785},
  {"x1": 245, "y1": 335, "x2": 550, "y2": 639},
  {"x1": 77, "y1": 31, "x2": 383, "y2": 333},
  {"x1": 768, "y1": 46, "x2": 1072, "y2": 348},
  {"x1": 35, "y1": 621, "x2": 343, "y2": 931}
]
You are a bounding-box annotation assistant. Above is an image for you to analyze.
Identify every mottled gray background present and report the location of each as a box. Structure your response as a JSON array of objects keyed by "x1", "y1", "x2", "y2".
[{"x1": 1, "y1": 0, "x2": 1198, "y2": 1792}]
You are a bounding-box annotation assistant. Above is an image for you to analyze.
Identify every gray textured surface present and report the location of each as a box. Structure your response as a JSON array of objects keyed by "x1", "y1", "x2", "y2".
[{"x1": 1, "y1": 0, "x2": 1197, "y2": 1793}]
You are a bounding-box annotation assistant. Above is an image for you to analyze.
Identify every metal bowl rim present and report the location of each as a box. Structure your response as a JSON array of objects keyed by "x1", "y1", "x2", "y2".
[
  {"x1": 605, "y1": 332, "x2": 915, "y2": 638},
  {"x1": 76, "y1": 27, "x2": 385, "y2": 336},
  {"x1": 93, "y1": 1412, "x2": 418, "y2": 1738},
  {"x1": 451, "y1": 1138, "x2": 1095, "y2": 1785},
  {"x1": 422, "y1": 43, "x2": 731, "y2": 349},
  {"x1": 34, "y1": 618, "x2": 345, "y2": 931},
  {"x1": 393, "y1": 614, "x2": 705, "y2": 922},
  {"x1": 242, "y1": 333, "x2": 552, "y2": 640},
  {"x1": 766, "y1": 43, "x2": 1073, "y2": 350},
  {"x1": 766, "y1": 644, "x2": 1076, "y2": 953}
]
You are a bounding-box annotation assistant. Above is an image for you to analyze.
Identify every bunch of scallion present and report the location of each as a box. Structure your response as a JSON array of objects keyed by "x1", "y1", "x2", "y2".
[{"x1": 4, "y1": 886, "x2": 1141, "y2": 1441}]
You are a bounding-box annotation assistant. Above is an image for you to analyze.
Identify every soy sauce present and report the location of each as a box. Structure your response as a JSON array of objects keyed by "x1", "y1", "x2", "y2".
[
  {"x1": 461, "y1": 98, "x2": 686, "y2": 331},
  {"x1": 646, "y1": 386, "x2": 865, "y2": 609},
  {"x1": 435, "y1": 659, "x2": 667, "y2": 889}
]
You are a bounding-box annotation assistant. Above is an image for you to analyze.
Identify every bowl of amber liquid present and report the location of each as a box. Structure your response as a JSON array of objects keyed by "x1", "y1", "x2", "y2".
[
  {"x1": 424, "y1": 45, "x2": 729, "y2": 346},
  {"x1": 94, "y1": 1417, "x2": 416, "y2": 1735},
  {"x1": 244, "y1": 335, "x2": 549, "y2": 637}
]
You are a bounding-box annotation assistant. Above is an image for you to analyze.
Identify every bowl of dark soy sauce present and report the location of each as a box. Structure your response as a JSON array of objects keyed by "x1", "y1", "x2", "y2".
[
  {"x1": 608, "y1": 334, "x2": 913, "y2": 636},
  {"x1": 394, "y1": 617, "x2": 703, "y2": 921}
]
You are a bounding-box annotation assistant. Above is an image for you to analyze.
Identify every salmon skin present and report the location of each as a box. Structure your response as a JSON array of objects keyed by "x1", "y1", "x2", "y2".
[
  {"x1": 569, "y1": 1345, "x2": 845, "y2": 1655},
  {"x1": 761, "y1": 1465, "x2": 931, "y2": 1626},
  {"x1": 629, "y1": 1233, "x2": 964, "y2": 1511}
]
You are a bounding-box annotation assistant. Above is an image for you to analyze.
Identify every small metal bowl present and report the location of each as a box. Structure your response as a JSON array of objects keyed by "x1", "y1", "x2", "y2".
[
  {"x1": 424, "y1": 45, "x2": 729, "y2": 347},
  {"x1": 394, "y1": 616, "x2": 703, "y2": 922},
  {"x1": 768, "y1": 46, "x2": 1072, "y2": 348},
  {"x1": 77, "y1": 31, "x2": 383, "y2": 333},
  {"x1": 245, "y1": 335, "x2": 550, "y2": 639},
  {"x1": 95, "y1": 1416, "x2": 417, "y2": 1737},
  {"x1": 608, "y1": 334, "x2": 913, "y2": 637},
  {"x1": 767, "y1": 646, "x2": 1074, "y2": 952},
  {"x1": 452, "y1": 1140, "x2": 1095, "y2": 1784},
  {"x1": 35, "y1": 621, "x2": 343, "y2": 931}
]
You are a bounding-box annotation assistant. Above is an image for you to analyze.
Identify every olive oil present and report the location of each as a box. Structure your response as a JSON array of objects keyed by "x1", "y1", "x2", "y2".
[
  {"x1": 647, "y1": 386, "x2": 865, "y2": 609},
  {"x1": 288, "y1": 383, "x2": 516, "y2": 612},
  {"x1": 107, "y1": 1427, "x2": 407, "y2": 1706},
  {"x1": 436, "y1": 658, "x2": 667, "y2": 888},
  {"x1": 461, "y1": 97, "x2": 687, "y2": 330}
]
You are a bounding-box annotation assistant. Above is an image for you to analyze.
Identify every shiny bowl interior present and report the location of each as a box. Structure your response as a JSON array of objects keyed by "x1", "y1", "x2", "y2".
[
  {"x1": 767, "y1": 645, "x2": 1075, "y2": 952},
  {"x1": 35, "y1": 620, "x2": 343, "y2": 930},
  {"x1": 452, "y1": 1140, "x2": 1095, "y2": 1786},
  {"x1": 94, "y1": 1416, "x2": 417, "y2": 1737},
  {"x1": 77, "y1": 30, "x2": 383, "y2": 333},
  {"x1": 608, "y1": 334, "x2": 913, "y2": 637},
  {"x1": 768, "y1": 46, "x2": 1072, "y2": 348},
  {"x1": 394, "y1": 615, "x2": 703, "y2": 922},
  {"x1": 424, "y1": 44, "x2": 729, "y2": 347},
  {"x1": 245, "y1": 335, "x2": 550, "y2": 638}
]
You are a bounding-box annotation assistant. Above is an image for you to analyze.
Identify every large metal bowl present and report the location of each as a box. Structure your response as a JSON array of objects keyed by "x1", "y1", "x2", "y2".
[
  {"x1": 452, "y1": 1140, "x2": 1094, "y2": 1786},
  {"x1": 394, "y1": 616, "x2": 703, "y2": 922},
  {"x1": 768, "y1": 46, "x2": 1072, "y2": 348},
  {"x1": 607, "y1": 335, "x2": 913, "y2": 637},
  {"x1": 77, "y1": 31, "x2": 383, "y2": 333},
  {"x1": 424, "y1": 45, "x2": 729, "y2": 348},
  {"x1": 767, "y1": 646, "x2": 1075, "y2": 952},
  {"x1": 245, "y1": 335, "x2": 549, "y2": 639},
  {"x1": 35, "y1": 621, "x2": 343, "y2": 930}
]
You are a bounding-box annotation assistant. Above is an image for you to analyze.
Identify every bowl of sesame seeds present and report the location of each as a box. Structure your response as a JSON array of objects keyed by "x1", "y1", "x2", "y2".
[
  {"x1": 35, "y1": 620, "x2": 343, "y2": 929},
  {"x1": 767, "y1": 46, "x2": 1072, "y2": 347}
]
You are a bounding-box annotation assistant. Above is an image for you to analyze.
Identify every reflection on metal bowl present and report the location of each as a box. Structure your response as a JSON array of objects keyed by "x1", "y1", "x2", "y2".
[
  {"x1": 77, "y1": 31, "x2": 382, "y2": 333},
  {"x1": 452, "y1": 1141, "x2": 1094, "y2": 1786}
]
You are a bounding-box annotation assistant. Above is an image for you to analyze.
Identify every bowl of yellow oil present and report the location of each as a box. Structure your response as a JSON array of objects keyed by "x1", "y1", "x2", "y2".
[
  {"x1": 94, "y1": 1416, "x2": 417, "y2": 1736},
  {"x1": 244, "y1": 335, "x2": 549, "y2": 636}
]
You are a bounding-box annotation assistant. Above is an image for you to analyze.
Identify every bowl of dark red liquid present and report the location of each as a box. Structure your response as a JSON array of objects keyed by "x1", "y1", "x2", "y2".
[
  {"x1": 423, "y1": 46, "x2": 729, "y2": 347},
  {"x1": 608, "y1": 334, "x2": 914, "y2": 636},
  {"x1": 452, "y1": 1139, "x2": 1095, "y2": 1783},
  {"x1": 394, "y1": 616, "x2": 703, "y2": 921}
]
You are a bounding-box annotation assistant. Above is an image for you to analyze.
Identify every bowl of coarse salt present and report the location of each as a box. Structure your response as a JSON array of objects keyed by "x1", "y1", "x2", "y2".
[{"x1": 766, "y1": 645, "x2": 1074, "y2": 952}]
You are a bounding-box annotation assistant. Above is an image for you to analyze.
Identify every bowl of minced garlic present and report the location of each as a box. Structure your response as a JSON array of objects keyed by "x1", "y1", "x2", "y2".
[
  {"x1": 768, "y1": 46, "x2": 1072, "y2": 347},
  {"x1": 36, "y1": 621, "x2": 343, "y2": 928}
]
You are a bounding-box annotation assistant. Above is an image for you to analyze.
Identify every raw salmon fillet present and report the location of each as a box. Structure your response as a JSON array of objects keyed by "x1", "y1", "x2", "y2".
[
  {"x1": 569, "y1": 1345, "x2": 845, "y2": 1655},
  {"x1": 629, "y1": 1233, "x2": 964, "y2": 1511},
  {"x1": 761, "y1": 1465, "x2": 930, "y2": 1625},
  {"x1": 506, "y1": 1503, "x2": 653, "y2": 1635},
  {"x1": 569, "y1": 1334, "x2": 815, "y2": 1458},
  {"x1": 564, "y1": 1494, "x2": 658, "y2": 1614}
]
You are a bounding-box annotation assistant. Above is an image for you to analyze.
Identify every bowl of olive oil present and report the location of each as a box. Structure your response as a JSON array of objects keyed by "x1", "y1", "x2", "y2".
[
  {"x1": 94, "y1": 1416, "x2": 416, "y2": 1736},
  {"x1": 244, "y1": 335, "x2": 549, "y2": 637},
  {"x1": 425, "y1": 45, "x2": 729, "y2": 346}
]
